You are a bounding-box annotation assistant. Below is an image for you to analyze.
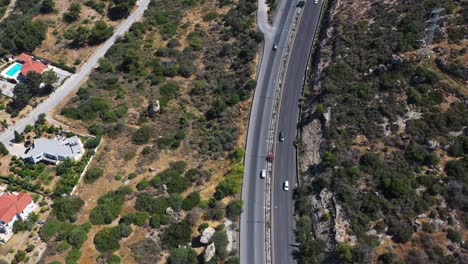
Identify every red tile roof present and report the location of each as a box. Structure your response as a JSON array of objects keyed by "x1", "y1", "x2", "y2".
[
  {"x1": 0, "y1": 193, "x2": 33, "y2": 223},
  {"x1": 20, "y1": 60, "x2": 47, "y2": 75},
  {"x1": 17, "y1": 53, "x2": 32, "y2": 62}
]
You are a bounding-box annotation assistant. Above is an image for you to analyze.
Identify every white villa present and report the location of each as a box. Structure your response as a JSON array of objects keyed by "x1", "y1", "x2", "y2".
[
  {"x1": 24, "y1": 136, "x2": 84, "y2": 164},
  {"x1": 0, "y1": 192, "x2": 36, "y2": 244}
]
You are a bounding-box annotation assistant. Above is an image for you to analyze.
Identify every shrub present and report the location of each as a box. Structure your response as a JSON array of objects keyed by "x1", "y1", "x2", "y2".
[
  {"x1": 135, "y1": 193, "x2": 169, "y2": 214},
  {"x1": 89, "y1": 187, "x2": 130, "y2": 225},
  {"x1": 141, "y1": 146, "x2": 152, "y2": 155},
  {"x1": 203, "y1": 11, "x2": 218, "y2": 22},
  {"x1": 161, "y1": 220, "x2": 191, "y2": 249},
  {"x1": 181, "y1": 192, "x2": 200, "y2": 211},
  {"x1": 84, "y1": 136, "x2": 101, "y2": 149},
  {"x1": 446, "y1": 228, "x2": 462, "y2": 243},
  {"x1": 84, "y1": 167, "x2": 104, "y2": 183},
  {"x1": 67, "y1": 227, "x2": 88, "y2": 248},
  {"x1": 41, "y1": 0, "x2": 55, "y2": 13},
  {"x1": 167, "y1": 247, "x2": 197, "y2": 264},
  {"x1": 211, "y1": 231, "x2": 228, "y2": 259},
  {"x1": 226, "y1": 199, "x2": 243, "y2": 221},
  {"x1": 119, "y1": 212, "x2": 149, "y2": 227},
  {"x1": 132, "y1": 126, "x2": 151, "y2": 144},
  {"x1": 52, "y1": 197, "x2": 84, "y2": 222},
  {"x1": 150, "y1": 214, "x2": 161, "y2": 228},
  {"x1": 89, "y1": 20, "x2": 113, "y2": 45},
  {"x1": 136, "y1": 178, "x2": 150, "y2": 191},
  {"x1": 94, "y1": 224, "x2": 132, "y2": 252},
  {"x1": 167, "y1": 175, "x2": 189, "y2": 193},
  {"x1": 63, "y1": 3, "x2": 81, "y2": 23}
]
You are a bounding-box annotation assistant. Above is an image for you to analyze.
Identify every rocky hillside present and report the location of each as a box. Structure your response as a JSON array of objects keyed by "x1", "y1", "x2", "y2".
[{"x1": 297, "y1": 0, "x2": 467, "y2": 262}]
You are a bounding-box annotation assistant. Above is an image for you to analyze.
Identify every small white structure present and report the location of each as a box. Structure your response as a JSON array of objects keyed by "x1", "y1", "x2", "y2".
[
  {"x1": 0, "y1": 192, "x2": 36, "y2": 243},
  {"x1": 25, "y1": 136, "x2": 84, "y2": 164}
]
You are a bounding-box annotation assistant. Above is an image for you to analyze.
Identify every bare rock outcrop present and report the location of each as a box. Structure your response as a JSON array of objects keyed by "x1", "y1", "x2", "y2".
[
  {"x1": 200, "y1": 227, "x2": 215, "y2": 244},
  {"x1": 204, "y1": 242, "x2": 216, "y2": 262},
  {"x1": 301, "y1": 119, "x2": 323, "y2": 173}
]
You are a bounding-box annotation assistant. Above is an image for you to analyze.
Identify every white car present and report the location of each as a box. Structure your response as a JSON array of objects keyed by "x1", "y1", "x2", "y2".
[
  {"x1": 314, "y1": 0, "x2": 319, "y2": 4},
  {"x1": 283, "y1": 181, "x2": 289, "y2": 191},
  {"x1": 273, "y1": 44, "x2": 278, "y2": 50},
  {"x1": 260, "y1": 169, "x2": 266, "y2": 179}
]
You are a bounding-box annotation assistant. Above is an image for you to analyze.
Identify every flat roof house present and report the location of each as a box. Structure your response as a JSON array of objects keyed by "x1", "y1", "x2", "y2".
[
  {"x1": 25, "y1": 136, "x2": 84, "y2": 164},
  {"x1": 0, "y1": 192, "x2": 36, "y2": 243}
]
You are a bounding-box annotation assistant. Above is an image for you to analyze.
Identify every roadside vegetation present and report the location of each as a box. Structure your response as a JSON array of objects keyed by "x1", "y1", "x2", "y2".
[
  {"x1": 297, "y1": 0, "x2": 467, "y2": 262},
  {"x1": 40, "y1": 0, "x2": 260, "y2": 262}
]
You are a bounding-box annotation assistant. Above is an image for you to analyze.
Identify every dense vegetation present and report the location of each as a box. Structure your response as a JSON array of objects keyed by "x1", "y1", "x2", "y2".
[{"x1": 297, "y1": 0, "x2": 467, "y2": 262}]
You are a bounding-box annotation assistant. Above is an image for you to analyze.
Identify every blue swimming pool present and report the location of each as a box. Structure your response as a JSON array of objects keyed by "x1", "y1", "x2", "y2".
[{"x1": 5, "y1": 63, "x2": 22, "y2": 77}]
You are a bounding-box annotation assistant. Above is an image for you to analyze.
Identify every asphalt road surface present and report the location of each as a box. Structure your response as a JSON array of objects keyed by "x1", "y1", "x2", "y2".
[
  {"x1": 0, "y1": 0, "x2": 150, "y2": 147},
  {"x1": 240, "y1": 0, "x2": 324, "y2": 263},
  {"x1": 239, "y1": 0, "x2": 299, "y2": 263},
  {"x1": 272, "y1": 0, "x2": 324, "y2": 263}
]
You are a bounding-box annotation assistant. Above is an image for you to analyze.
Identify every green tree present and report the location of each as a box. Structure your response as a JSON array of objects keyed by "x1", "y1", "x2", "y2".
[
  {"x1": 108, "y1": 0, "x2": 136, "y2": 20},
  {"x1": 0, "y1": 142, "x2": 9, "y2": 156},
  {"x1": 14, "y1": 130, "x2": 24, "y2": 143},
  {"x1": 9, "y1": 84, "x2": 32, "y2": 114},
  {"x1": 41, "y1": 70, "x2": 59, "y2": 92},
  {"x1": 36, "y1": 113, "x2": 47, "y2": 125}
]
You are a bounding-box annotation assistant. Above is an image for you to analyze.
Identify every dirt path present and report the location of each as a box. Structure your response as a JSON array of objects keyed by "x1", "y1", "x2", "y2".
[{"x1": 0, "y1": 0, "x2": 17, "y2": 23}]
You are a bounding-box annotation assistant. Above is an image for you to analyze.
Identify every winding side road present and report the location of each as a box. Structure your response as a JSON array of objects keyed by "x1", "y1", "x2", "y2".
[{"x1": 0, "y1": 0, "x2": 151, "y2": 147}]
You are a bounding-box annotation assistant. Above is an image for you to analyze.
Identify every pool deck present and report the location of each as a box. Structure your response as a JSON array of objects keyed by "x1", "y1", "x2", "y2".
[{"x1": 1, "y1": 62, "x2": 21, "y2": 80}]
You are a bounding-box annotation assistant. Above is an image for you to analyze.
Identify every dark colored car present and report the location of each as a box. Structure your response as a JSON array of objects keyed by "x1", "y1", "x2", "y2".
[{"x1": 279, "y1": 131, "x2": 285, "y2": 142}]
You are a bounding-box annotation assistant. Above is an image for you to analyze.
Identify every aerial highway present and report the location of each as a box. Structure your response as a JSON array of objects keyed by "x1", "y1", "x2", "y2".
[
  {"x1": 240, "y1": 0, "x2": 324, "y2": 263},
  {"x1": 0, "y1": 0, "x2": 150, "y2": 147},
  {"x1": 240, "y1": 0, "x2": 299, "y2": 263},
  {"x1": 272, "y1": 0, "x2": 324, "y2": 263}
]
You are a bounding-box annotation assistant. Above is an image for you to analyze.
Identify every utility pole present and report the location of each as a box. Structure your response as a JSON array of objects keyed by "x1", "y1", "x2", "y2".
[{"x1": 420, "y1": 7, "x2": 444, "y2": 58}]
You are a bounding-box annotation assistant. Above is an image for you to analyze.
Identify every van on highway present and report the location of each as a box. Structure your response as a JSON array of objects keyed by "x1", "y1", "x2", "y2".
[
  {"x1": 283, "y1": 181, "x2": 289, "y2": 191},
  {"x1": 260, "y1": 169, "x2": 266, "y2": 179}
]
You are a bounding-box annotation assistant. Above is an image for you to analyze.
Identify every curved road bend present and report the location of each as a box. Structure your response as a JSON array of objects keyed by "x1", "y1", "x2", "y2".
[
  {"x1": 272, "y1": 0, "x2": 324, "y2": 263},
  {"x1": 0, "y1": 0, "x2": 151, "y2": 146},
  {"x1": 240, "y1": 0, "x2": 300, "y2": 263}
]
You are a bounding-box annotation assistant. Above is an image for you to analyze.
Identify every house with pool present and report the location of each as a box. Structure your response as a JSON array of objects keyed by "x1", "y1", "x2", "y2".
[{"x1": 1, "y1": 53, "x2": 48, "y2": 82}]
